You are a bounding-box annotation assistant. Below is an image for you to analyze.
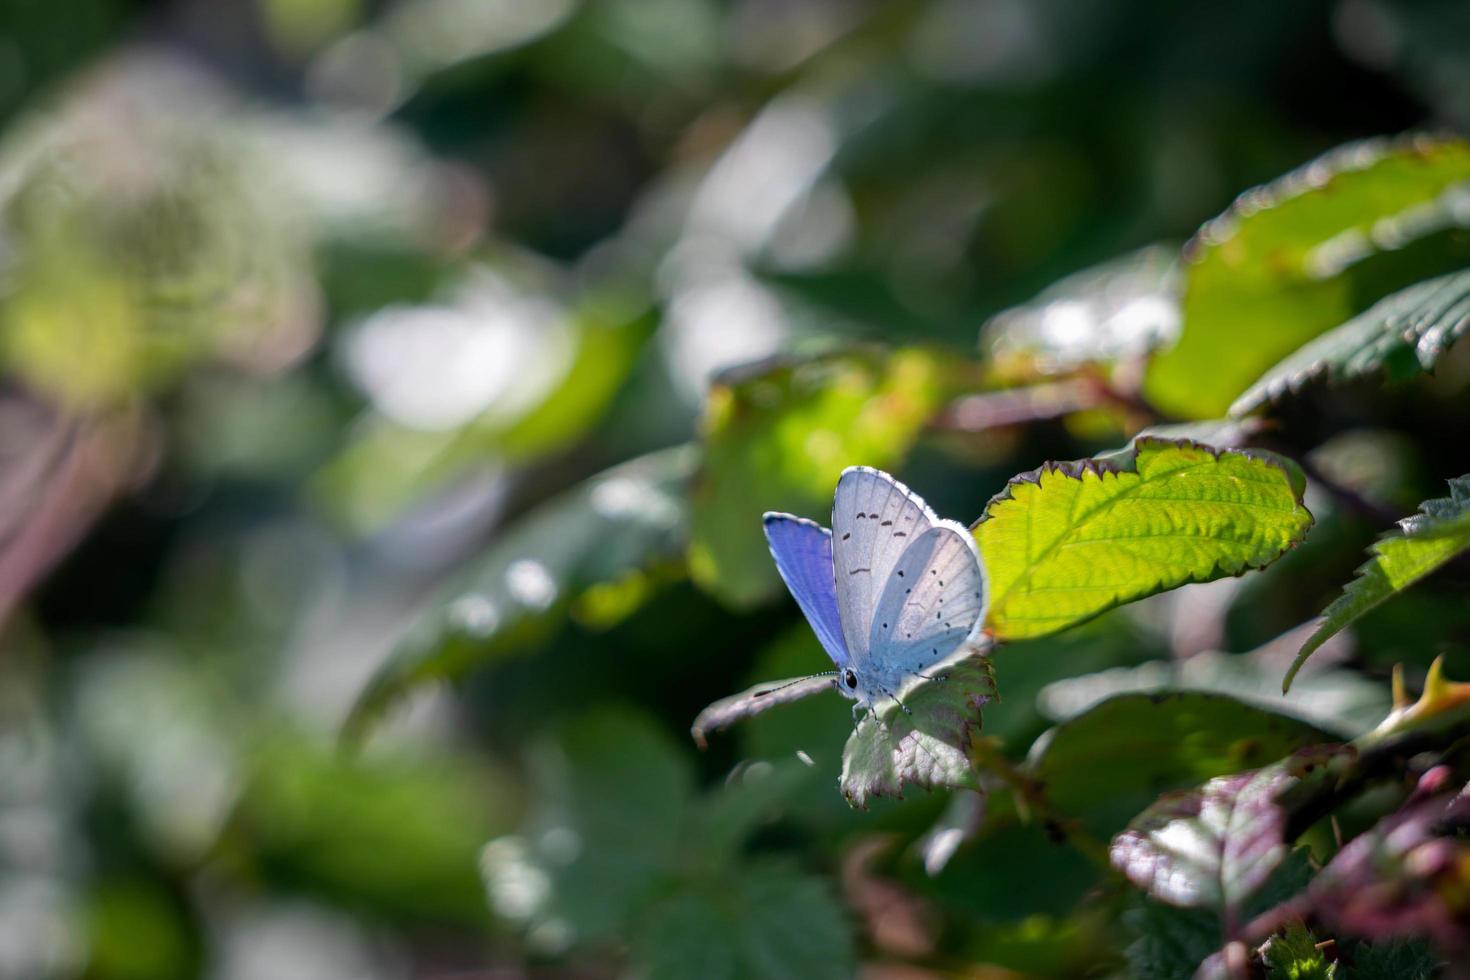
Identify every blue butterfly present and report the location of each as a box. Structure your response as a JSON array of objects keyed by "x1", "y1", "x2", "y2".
[{"x1": 763, "y1": 466, "x2": 989, "y2": 716}]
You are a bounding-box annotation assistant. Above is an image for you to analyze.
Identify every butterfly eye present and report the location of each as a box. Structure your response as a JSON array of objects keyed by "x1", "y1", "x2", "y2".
[{"x1": 844, "y1": 669, "x2": 858, "y2": 689}]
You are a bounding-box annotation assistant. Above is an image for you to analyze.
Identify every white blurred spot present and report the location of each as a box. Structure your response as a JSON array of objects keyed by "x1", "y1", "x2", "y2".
[
  {"x1": 342, "y1": 269, "x2": 570, "y2": 431},
  {"x1": 482, "y1": 836, "x2": 550, "y2": 921},
  {"x1": 686, "y1": 97, "x2": 837, "y2": 255},
  {"x1": 539, "y1": 825, "x2": 582, "y2": 865},
  {"x1": 795, "y1": 749, "x2": 815, "y2": 767},
  {"x1": 506, "y1": 560, "x2": 558, "y2": 611},
  {"x1": 213, "y1": 901, "x2": 400, "y2": 980},
  {"x1": 590, "y1": 476, "x2": 681, "y2": 528},
  {"x1": 450, "y1": 593, "x2": 500, "y2": 637}
]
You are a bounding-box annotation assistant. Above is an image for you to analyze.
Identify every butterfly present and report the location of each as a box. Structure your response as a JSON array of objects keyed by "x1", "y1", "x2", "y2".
[{"x1": 763, "y1": 466, "x2": 989, "y2": 717}]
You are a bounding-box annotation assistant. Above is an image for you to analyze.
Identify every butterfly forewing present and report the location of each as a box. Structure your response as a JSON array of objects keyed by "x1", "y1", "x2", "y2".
[
  {"x1": 762, "y1": 514, "x2": 849, "y2": 668},
  {"x1": 831, "y1": 467, "x2": 937, "y2": 665},
  {"x1": 867, "y1": 521, "x2": 987, "y2": 680}
]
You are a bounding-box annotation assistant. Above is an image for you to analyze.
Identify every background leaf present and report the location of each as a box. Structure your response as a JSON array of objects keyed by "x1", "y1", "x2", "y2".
[
  {"x1": 1145, "y1": 135, "x2": 1470, "y2": 418},
  {"x1": 981, "y1": 243, "x2": 1180, "y2": 380},
  {"x1": 975, "y1": 437, "x2": 1313, "y2": 641},
  {"x1": 347, "y1": 446, "x2": 695, "y2": 736},
  {"x1": 689, "y1": 346, "x2": 965, "y2": 607},
  {"x1": 634, "y1": 862, "x2": 854, "y2": 980},
  {"x1": 1286, "y1": 475, "x2": 1470, "y2": 690},
  {"x1": 1027, "y1": 692, "x2": 1336, "y2": 834},
  {"x1": 1231, "y1": 268, "x2": 1470, "y2": 415},
  {"x1": 481, "y1": 709, "x2": 692, "y2": 948},
  {"x1": 839, "y1": 651, "x2": 995, "y2": 808}
]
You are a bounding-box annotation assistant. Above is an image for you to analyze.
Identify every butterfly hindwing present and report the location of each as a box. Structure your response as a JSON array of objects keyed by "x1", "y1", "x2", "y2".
[
  {"x1": 831, "y1": 467, "x2": 937, "y2": 666},
  {"x1": 867, "y1": 521, "x2": 987, "y2": 681},
  {"x1": 763, "y1": 514, "x2": 849, "y2": 668}
]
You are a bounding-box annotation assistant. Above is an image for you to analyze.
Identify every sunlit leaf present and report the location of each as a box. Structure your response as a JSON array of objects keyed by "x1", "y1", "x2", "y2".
[
  {"x1": 1109, "y1": 745, "x2": 1347, "y2": 912},
  {"x1": 982, "y1": 244, "x2": 1180, "y2": 380},
  {"x1": 1285, "y1": 475, "x2": 1470, "y2": 691},
  {"x1": 1232, "y1": 269, "x2": 1470, "y2": 415},
  {"x1": 1146, "y1": 135, "x2": 1470, "y2": 418},
  {"x1": 344, "y1": 445, "x2": 695, "y2": 739},
  {"x1": 1027, "y1": 693, "x2": 1336, "y2": 829},
  {"x1": 839, "y1": 650, "x2": 995, "y2": 809},
  {"x1": 689, "y1": 346, "x2": 966, "y2": 607},
  {"x1": 975, "y1": 437, "x2": 1313, "y2": 641}
]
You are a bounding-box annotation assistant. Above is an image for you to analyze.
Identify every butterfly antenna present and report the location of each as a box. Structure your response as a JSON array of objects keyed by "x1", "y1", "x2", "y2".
[
  {"x1": 891, "y1": 692, "x2": 913, "y2": 716},
  {"x1": 753, "y1": 672, "x2": 836, "y2": 699}
]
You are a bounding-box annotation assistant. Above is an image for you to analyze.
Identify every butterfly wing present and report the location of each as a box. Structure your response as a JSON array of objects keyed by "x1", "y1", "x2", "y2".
[
  {"x1": 867, "y1": 520, "x2": 988, "y2": 682},
  {"x1": 830, "y1": 467, "x2": 937, "y2": 666},
  {"x1": 763, "y1": 514, "x2": 849, "y2": 668}
]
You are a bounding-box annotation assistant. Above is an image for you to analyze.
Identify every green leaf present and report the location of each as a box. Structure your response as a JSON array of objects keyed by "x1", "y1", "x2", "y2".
[
  {"x1": 1124, "y1": 899, "x2": 1223, "y2": 980},
  {"x1": 1345, "y1": 939, "x2": 1441, "y2": 980},
  {"x1": 982, "y1": 243, "x2": 1180, "y2": 379},
  {"x1": 481, "y1": 709, "x2": 693, "y2": 948},
  {"x1": 839, "y1": 650, "x2": 996, "y2": 809},
  {"x1": 1027, "y1": 692, "x2": 1336, "y2": 830},
  {"x1": 1109, "y1": 746, "x2": 1347, "y2": 912},
  {"x1": 1263, "y1": 921, "x2": 1337, "y2": 980},
  {"x1": 1036, "y1": 649, "x2": 1391, "y2": 739},
  {"x1": 634, "y1": 862, "x2": 854, "y2": 980},
  {"x1": 690, "y1": 346, "x2": 964, "y2": 607},
  {"x1": 1233, "y1": 268, "x2": 1470, "y2": 415},
  {"x1": 974, "y1": 437, "x2": 1313, "y2": 641},
  {"x1": 344, "y1": 446, "x2": 695, "y2": 739},
  {"x1": 1285, "y1": 475, "x2": 1470, "y2": 691},
  {"x1": 1145, "y1": 135, "x2": 1470, "y2": 419}
]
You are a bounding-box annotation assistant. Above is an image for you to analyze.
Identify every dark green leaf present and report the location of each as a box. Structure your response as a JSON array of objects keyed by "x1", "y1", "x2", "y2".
[
  {"x1": 1124, "y1": 899, "x2": 1223, "y2": 980},
  {"x1": 634, "y1": 862, "x2": 854, "y2": 980},
  {"x1": 1232, "y1": 268, "x2": 1470, "y2": 415},
  {"x1": 481, "y1": 709, "x2": 693, "y2": 947},
  {"x1": 1286, "y1": 474, "x2": 1470, "y2": 691},
  {"x1": 345, "y1": 446, "x2": 695, "y2": 738},
  {"x1": 1027, "y1": 692, "x2": 1336, "y2": 830}
]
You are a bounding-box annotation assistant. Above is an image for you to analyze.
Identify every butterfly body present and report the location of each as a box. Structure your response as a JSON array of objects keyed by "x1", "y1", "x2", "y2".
[{"x1": 764, "y1": 467, "x2": 989, "y2": 710}]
